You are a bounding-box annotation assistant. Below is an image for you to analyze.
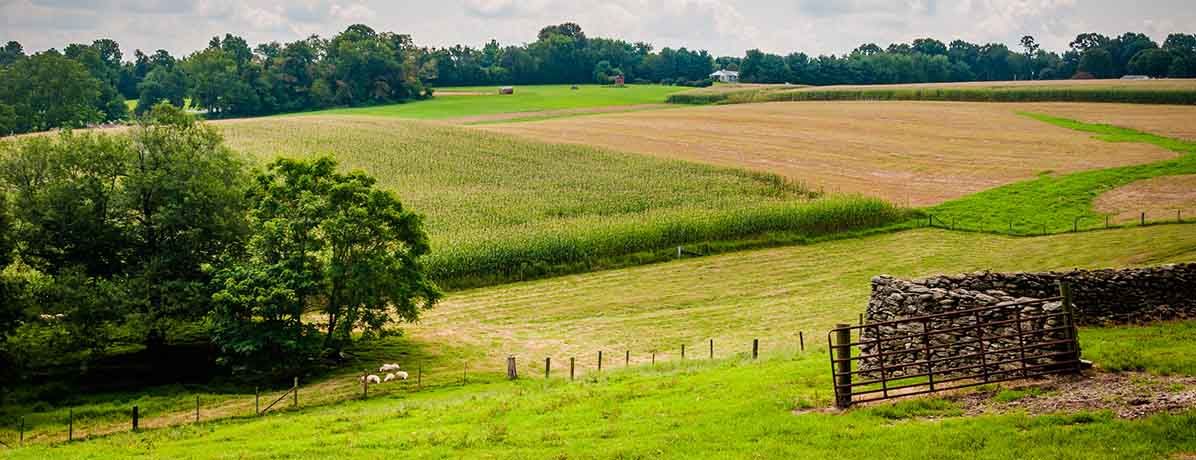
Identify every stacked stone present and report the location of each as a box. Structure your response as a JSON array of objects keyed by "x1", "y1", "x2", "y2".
[{"x1": 857, "y1": 263, "x2": 1195, "y2": 380}]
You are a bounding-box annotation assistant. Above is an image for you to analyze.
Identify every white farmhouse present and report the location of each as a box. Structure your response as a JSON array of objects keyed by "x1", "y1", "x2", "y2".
[{"x1": 709, "y1": 69, "x2": 739, "y2": 83}]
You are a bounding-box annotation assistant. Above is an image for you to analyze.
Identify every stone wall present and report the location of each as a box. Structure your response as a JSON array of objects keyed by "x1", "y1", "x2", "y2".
[{"x1": 858, "y1": 263, "x2": 1196, "y2": 379}]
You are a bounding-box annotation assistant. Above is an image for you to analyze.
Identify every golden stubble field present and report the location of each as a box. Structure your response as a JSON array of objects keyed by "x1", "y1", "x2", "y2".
[{"x1": 478, "y1": 101, "x2": 1181, "y2": 206}]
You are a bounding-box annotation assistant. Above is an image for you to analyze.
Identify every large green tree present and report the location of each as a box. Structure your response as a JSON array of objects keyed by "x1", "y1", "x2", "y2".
[
  {"x1": 210, "y1": 157, "x2": 439, "y2": 373},
  {"x1": 0, "y1": 51, "x2": 102, "y2": 133}
]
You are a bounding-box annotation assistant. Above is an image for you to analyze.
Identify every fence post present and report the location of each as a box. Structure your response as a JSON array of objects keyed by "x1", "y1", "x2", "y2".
[
  {"x1": 1141, "y1": 212, "x2": 1146, "y2": 226},
  {"x1": 361, "y1": 372, "x2": 367, "y2": 399},
  {"x1": 1179, "y1": 210, "x2": 1183, "y2": 223},
  {"x1": 293, "y1": 377, "x2": 299, "y2": 408},
  {"x1": 799, "y1": 331, "x2": 805, "y2": 351},
  {"x1": 1105, "y1": 215, "x2": 1110, "y2": 228},
  {"x1": 651, "y1": 351, "x2": 656, "y2": 365},
  {"x1": 570, "y1": 357, "x2": 575, "y2": 381},
  {"x1": 625, "y1": 350, "x2": 630, "y2": 367},
  {"x1": 256, "y1": 387, "x2": 261, "y2": 414},
  {"x1": 195, "y1": 395, "x2": 200, "y2": 422},
  {"x1": 132, "y1": 405, "x2": 139, "y2": 432},
  {"x1": 598, "y1": 351, "x2": 603, "y2": 372},
  {"x1": 752, "y1": 339, "x2": 759, "y2": 360},
  {"x1": 1059, "y1": 280, "x2": 1082, "y2": 364},
  {"x1": 1073, "y1": 217, "x2": 1079, "y2": 232},
  {"x1": 832, "y1": 324, "x2": 853, "y2": 408},
  {"x1": 418, "y1": 362, "x2": 423, "y2": 389},
  {"x1": 545, "y1": 357, "x2": 551, "y2": 379},
  {"x1": 19, "y1": 416, "x2": 24, "y2": 447},
  {"x1": 681, "y1": 344, "x2": 685, "y2": 359},
  {"x1": 507, "y1": 356, "x2": 518, "y2": 380},
  {"x1": 709, "y1": 339, "x2": 714, "y2": 359}
]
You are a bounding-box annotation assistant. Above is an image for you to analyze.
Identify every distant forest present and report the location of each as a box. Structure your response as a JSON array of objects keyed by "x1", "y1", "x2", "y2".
[{"x1": 2, "y1": 23, "x2": 1195, "y2": 134}]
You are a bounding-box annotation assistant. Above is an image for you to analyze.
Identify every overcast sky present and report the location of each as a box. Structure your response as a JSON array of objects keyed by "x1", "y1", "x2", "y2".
[{"x1": 3, "y1": 0, "x2": 1194, "y2": 59}]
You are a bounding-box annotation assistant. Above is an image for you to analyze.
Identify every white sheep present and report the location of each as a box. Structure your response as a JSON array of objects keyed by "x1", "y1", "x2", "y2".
[
  {"x1": 359, "y1": 374, "x2": 382, "y2": 384},
  {"x1": 394, "y1": 371, "x2": 409, "y2": 380},
  {"x1": 379, "y1": 363, "x2": 401, "y2": 373},
  {"x1": 383, "y1": 373, "x2": 397, "y2": 382}
]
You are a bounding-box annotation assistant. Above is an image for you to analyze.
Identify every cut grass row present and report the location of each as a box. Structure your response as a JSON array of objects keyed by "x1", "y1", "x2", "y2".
[
  {"x1": 928, "y1": 113, "x2": 1196, "y2": 233},
  {"x1": 8, "y1": 321, "x2": 1196, "y2": 459},
  {"x1": 219, "y1": 116, "x2": 906, "y2": 289}
]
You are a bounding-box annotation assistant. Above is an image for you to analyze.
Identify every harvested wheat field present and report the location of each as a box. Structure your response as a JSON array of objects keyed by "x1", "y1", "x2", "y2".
[
  {"x1": 1095, "y1": 174, "x2": 1196, "y2": 222},
  {"x1": 1022, "y1": 102, "x2": 1196, "y2": 141},
  {"x1": 480, "y1": 101, "x2": 1178, "y2": 205}
]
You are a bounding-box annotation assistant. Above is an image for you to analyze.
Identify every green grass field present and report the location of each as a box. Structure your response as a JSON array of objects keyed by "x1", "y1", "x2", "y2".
[
  {"x1": 8, "y1": 321, "x2": 1195, "y2": 459},
  {"x1": 311, "y1": 84, "x2": 684, "y2": 120},
  {"x1": 5, "y1": 225, "x2": 1192, "y2": 448},
  {"x1": 219, "y1": 116, "x2": 903, "y2": 288},
  {"x1": 928, "y1": 113, "x2": 1196, "y2": 233}
]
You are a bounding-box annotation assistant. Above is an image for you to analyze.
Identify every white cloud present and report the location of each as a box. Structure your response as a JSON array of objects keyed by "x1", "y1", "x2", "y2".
[{"x1": 1, "y1": 0, "x2": 1193, "y2": 58}]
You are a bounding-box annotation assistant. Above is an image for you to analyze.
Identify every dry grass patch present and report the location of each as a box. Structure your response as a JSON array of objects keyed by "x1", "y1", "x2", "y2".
[
  {"x1": 1022, "y1": 103, "x2": 1196, "y2": 141},
  {"x1": 480, "y1": 101, "x2": 1177, "y2": 205},
  {"x1": 1095, "y1": 174, "x2": 1196, "y2": 223}
]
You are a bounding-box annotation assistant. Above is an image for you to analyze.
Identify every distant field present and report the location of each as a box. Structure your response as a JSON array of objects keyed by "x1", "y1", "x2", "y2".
[
  {"x1": 670, "y1": 79, "x2": 1196, "y2": 105},
  {"x1": 219, "y1": 115, "x2": 900, "y2": 287},
  {"x1": 310, "y1": 84, "x2": 684, "y2": 121},
  {"x1": 480, "y1": 101, "x2": 1177, "y2": 205},
  {"x1": 1095, "y1": 175, "x2": 1196, "y2": 223}
]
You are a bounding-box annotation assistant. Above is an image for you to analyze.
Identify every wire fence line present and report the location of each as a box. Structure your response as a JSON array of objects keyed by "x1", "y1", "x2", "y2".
[
  {"x1": 926, "y1": 208, "x2": 1193, "y2": 236},
  {"x1": 1, "y1": 332, "x2": 820, "y2": 449}
]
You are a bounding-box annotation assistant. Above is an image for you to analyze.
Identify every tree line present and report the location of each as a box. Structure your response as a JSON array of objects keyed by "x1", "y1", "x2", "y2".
[
  {"x1": 734, "y1": 32, "x2": 1196, "y2": 85},
  {"x1": 0, "y1": 104, "x2": 440, "y2": 390},
  {"x1": 4, "y1": 25, "x2": 1196, "y2": 136}
]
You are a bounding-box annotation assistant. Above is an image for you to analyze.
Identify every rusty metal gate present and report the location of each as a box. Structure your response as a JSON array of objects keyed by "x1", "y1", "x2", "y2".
[{"x1": 828, "y1": 295, "x2": 1082, "y2": 408}]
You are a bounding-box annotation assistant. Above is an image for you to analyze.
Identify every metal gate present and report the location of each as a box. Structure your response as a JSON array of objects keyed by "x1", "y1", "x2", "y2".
[{"x1": 828, "y1": 296, "x2": 1082, "y2": 408}]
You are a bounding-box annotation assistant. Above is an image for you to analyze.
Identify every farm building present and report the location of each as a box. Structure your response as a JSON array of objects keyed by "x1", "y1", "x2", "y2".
[{"x1": 709, "y1": 69, "x2": 739, "y2": 83}]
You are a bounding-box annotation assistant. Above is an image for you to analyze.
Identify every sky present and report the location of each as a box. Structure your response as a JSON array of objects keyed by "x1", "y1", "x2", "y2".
[{"x1": 2, "y1": 0, "x2": 1194, "y2": 59}]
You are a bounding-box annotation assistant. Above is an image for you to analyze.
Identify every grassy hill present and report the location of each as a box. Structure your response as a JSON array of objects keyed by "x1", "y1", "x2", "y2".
[{"x1": 8, "y1": 320, "x2": 1195, "y2": 459}]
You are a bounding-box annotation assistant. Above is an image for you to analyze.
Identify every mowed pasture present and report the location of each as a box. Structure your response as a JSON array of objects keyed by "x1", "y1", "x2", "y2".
[
  {"x1": 217, "y1": 115, "x2": 900, "y2": 287},
  {"x1": 480, "y1": 101, "x2": 1178, "y2": 205},
  {"x1": 8, "y1": 225, "x2": 1193, "y2": 446},
  {"x1": 409, "y1": 225, "x2": 1196, "y2": 374}
]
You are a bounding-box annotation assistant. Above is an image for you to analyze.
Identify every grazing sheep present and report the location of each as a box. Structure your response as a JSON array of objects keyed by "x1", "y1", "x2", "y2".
[
  {"x1": 379, "y1": 363, "x2": 401, "y2": 372},
  {"x1": 383, "y1": 373, "x2": 397, "y2": 382},
  {"x1": 359, "y1": 374, "x2": 382, "y2": 384},
  {"x1": 394, "y1": 371, "x2": 409, "y2": 380}
]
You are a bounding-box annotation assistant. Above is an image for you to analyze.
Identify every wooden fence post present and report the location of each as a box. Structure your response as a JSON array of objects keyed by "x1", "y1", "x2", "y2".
[
  {"x1": 651, "y1": 351, "x2": 656, "y2": 365},
  {"x1": 545, "y1": 357, "x2": 551, "y2": 379},
  {"x1": 709, "y1": 339, "x2": 714, "y2": 359},
  {"x1": 681, "y1": 344, "x2": 685, "y2": 359},
  {"x1": 361, "y1": 372, "x2": 368, "y2": 399},
  {"x1": 132, "y1": 405, "x2": 139, "y2": 432},
  {"x1": 598, "y1": 351, "x2": 603, "y2": 372},
  {"x1": 255, "y1": 387, "x2": 261, "y2": 414},
  {"x1": 570, "y1": 357, "x2": 575, "y2": 381},
  {"x1": 507, "y1": 356, "x2": 518, "y2": 380},
  {"x1": 1141, "y1": 212, "x2": 1146, "y2": 226},
  {"x1": 833, "y1": 324, "x2": 853, "y2": 409},
  {"x1": 1105, "y1": 215, "x2": 1110, "y2": 228},
  {"x1": 752, "y1": 339, "x2": 759, "y2": 360},
  {"x1": 68, "y1": 408, "x2": 73, "y2": 442},
  {"x1": 799, "y1": 331, "x2": 805, "y2": 351},
  {"x1": 293, "y1": 377, "x2": 299, "y2": 408},
  {"x1": 1059, "y1": 280, "x2": 1083, "y2": 366},
  {"x1": 19, "y1": 415, "x2": 24, "y2": 446},
  {"x1": 625, "y1": 350, "x2": 629, "y2": 367},
  {"x1": 417, "y1": 362, "x2": 423, "y2": 389},
  {"x1": 195, "y1": 395, "x2": 200, "y2": 422}
]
